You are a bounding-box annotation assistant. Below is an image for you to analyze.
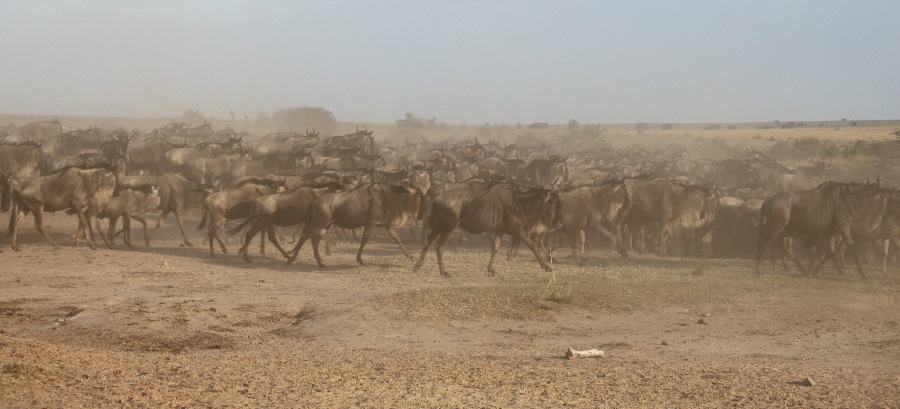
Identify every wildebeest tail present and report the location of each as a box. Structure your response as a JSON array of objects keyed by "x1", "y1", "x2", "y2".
[{"x1": 226, "y1": 217, "x2": 252, "y2": 236}]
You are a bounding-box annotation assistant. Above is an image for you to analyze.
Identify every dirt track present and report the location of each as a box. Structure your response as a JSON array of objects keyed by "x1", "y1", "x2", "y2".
[{"x1": 2, "y1": 214, "x2": 899, "y2": 408}]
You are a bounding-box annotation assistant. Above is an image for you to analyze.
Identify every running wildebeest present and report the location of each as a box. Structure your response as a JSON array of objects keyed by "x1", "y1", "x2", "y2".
[
  {"x1": 228, "y1": 184, "x2": 341, "y2": 262},
  {"x1": 756, "y1": 180, "x2": 891, "y2": 277},
  {"x1": 119, "y1": 173, "x2": 214, "y2": 247},
  {"x1": 413, "y1": 183, "x2": 562, "y2": 277},
  {"x1": 285, "y1": 182, "x2": 424, "y2": 267},
  {"x1": 93, "y1": 185, "x2": 158, "y2": 249},
  {"x1": 8, "y1": 164, "x2": 118, "y2": 250},
  {"x1": 198, "y1": 178, "x2": 286, "y2": 258}
]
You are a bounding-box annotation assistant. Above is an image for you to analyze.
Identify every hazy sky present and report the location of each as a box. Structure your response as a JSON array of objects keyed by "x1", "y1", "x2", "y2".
[{"x1": 2, "y1": 1, "x2": 898, "y2": 124}]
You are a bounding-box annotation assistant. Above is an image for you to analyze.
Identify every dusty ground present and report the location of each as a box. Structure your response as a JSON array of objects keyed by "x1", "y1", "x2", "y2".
[{"x1": 2, "y1": 213, "x2": 899, "y2": 408}]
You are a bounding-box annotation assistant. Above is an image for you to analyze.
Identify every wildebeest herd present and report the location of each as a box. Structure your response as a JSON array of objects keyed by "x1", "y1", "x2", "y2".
[{"x1": 1, "y1": 119, "x2": 898, "y2": 278}]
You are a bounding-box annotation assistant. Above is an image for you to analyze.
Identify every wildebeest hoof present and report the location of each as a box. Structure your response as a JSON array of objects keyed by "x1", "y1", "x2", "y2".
[{"x1": 544, "y1": 266, "x2": 553, "y2": 272}]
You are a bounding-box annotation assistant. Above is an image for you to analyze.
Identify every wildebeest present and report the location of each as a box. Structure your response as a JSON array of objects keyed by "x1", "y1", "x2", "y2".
[
  {"x1": 553, "y1": 182, "x2": 632, "y2": 261},
  {"x1": 8, "y1": 165, "x2": 118, "y2": 250},
  {"x1": 163, "y1": 136, "x2": 243, "y2": 170},
  {"x1": 118, "y1": 173, "x2": 213, "y2": 247},
  {"x1": 755, "y1": 181, "x2": 891, "y2": 277},
  {"x1": 0, "y1": 141, "x2": 53, "y2": 180},
  {"x1": 524, "y1": 155, "x2": 568, "y2": 188},
  {"x1": 92, "y1": 186, "x2": 158, "y2": 249},
  {"x1": 413, "y1": 183, "x2": 562, "y2": 277},
  {"x1": 623, "y1": 178, "x2": 718, "y2": 257},
  {"x1": 285, "y1": 182, "x2": 424, "y2": 267},
  {"x1": 198, "y1": 178, "x2": 286, "y2": 258},
  {"x1": 228, "y1": 184, "x2": 340, "y2": 262}
]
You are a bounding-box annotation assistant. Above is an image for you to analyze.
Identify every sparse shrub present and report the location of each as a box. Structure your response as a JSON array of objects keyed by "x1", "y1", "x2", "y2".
[
  {"x1": 661, "y1": 123, "x2": 673, "y2": 130},
  {"x1": 633, "y1": 122, "x2": 650, "y2": 133},
  {"x1": 702, "y1": 124, "x2": 721, "y2": 130},
  {"x1": 271, "y1": 106, "x2": 336, "y2": 133}
]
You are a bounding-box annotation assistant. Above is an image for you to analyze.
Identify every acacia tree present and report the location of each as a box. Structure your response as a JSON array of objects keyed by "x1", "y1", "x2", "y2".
[{"x1": 270, "y1": 106, "x2": 336, "y2": 133}]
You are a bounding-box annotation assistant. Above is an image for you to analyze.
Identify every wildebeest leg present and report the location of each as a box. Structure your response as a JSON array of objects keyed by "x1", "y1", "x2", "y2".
[
  {"x1": 72, "y1": 206, "x2": 96, "y2": 250},
  {"x1": 433, "y1": 232, "x2": 454, "y2": 277},
  {"x1": 95, "y1": 218, "x2": 114, "y2": 249},
  {"x1": 239, "y1": 223, "x2": 263, "y2": 262},
  {"x1": 385, "y1": 226, "x2": 414, "y2": 260},
  {"x1": 172, "y1": 209, "x2": 194, "y2": 247},
  {"x1": 285, "y1": 234, "x2": 311, "y2": 265},
  {"x1": 148, "y1": 209, "x2": 169, "y2": 244},
  {"x1": 506, "y1": 235, "x2": 520, "y2": 261},
  {"x1": 838, "y1": 228, "x2": 865, "y2": 278},
  {"x1": 290, "y1": 223, "x2": 303, "y2": 244},
  {"x1": 486, "y1": 233, "x2": 504, "y2": 275},
  {"x1": 131, "y1": 215, "x2": 150, "y2": 246},
  {"x1": 413, "y1": 229, "x2": 441, "y2": 273},
  {"x1": 514, "y1": 229, "x2": 553, "y2": 272},
  {"x1": 208, "y1": 218, "x2": 227, "y2": 258},
  {"x1": 756, "y1": 217, "x2": 791, "y2": 275},
  {"x1": 311, "y1": 229, "x2": 329, "y2": 267},
  {"x1": 355, "y1": 224, "x2": 376, "y2": 265},
  {"x1": 122, "y1": 216, "x2": 134, "y2": 249},
  {"x1": 882, "y1": 234, "x2": 900, "y2": 276},
  {"x1": 10, "y1": 208, "x2": 27, "y2": 251},
  {"x1": 779, "y1": 236, "x2": 809, "y2": 276},
  {"x1": 106, "y1": 216, "x2": 119, "y2": 246},
  {"x1": 267, "y1": 224, "x2": 292, "y2": 259}
]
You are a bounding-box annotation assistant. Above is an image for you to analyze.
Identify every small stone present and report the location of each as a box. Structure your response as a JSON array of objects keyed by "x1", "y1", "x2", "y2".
[
  {"x1": 800, "y1": 377, "x2": 815, "y2": 386},
  {"x1": 703, "y1": 313, "x2": 711, "y2": 317},
  {"x1": 163, "y1": 262, "x2": 169, "y2": 266},
  {"x1": 661, "y1": 340, "x2": 669, "y2": 346},
  {"x1": 697, "y1": 318, "x2": 707, "y2": 325}
]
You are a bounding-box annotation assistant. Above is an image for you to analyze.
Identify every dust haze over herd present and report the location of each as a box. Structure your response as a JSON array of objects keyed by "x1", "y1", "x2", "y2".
[
  {"x1": 4, "y1": 2, "x2": 900, "y2": 408},
  {"x1": 1, "y1": 2, "x2": 899, "y2": 124}
]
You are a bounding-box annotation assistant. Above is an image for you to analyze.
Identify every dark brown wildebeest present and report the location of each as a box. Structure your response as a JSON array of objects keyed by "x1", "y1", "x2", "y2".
[
  {"x1": 524, "y1": 155, "x2": 568, "y2": 188},
  {"x1": 622, "y1": 178, "x2": 718, "y2": 258},
  {"x1": 127, "y1": 138, "x2": 187, "y2": 176},
  {"x1": 228, "y1": 184, "x2": 340, "y2": 262},
  {"x1": 198, "y1": 178, "x2": 286, "y2": 258},
  {"x1": 755, "y1": 181, "x2": 891, "y2": 277},
  {"x1": 285, "y1": 182, "x2": 424, "y2": 267},
  {"x1": 553, "y1": 182, "x2": 632, "y2": 261},
  {"x1": 118, "y1": 173, "x2": 214, "y2": 247},
  {"x1": 8, "y1": 165, "x2": 118, "y2": 250},
  {"x1": 321, "y1": 128, "x2": 376, "y2": 157},
  {"x1": 622, "y1": 177, "x2": 679, "y2": 256},
  {"x1": 802, "y1": 181, "x2": 897, "y2": 277},
  {"x1": 413, "y1": 183, "x2": 562, "y2": 277}
]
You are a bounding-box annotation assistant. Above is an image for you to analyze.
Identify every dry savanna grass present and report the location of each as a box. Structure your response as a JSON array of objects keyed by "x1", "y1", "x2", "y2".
[{"x1": 353, "y1": 247, "x2": 898, "y2": 322}]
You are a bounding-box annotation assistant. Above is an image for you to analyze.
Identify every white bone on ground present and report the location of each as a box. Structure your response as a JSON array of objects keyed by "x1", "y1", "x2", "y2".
[{"x1": 566, "y1": 347, "x2": 605, "y2": 359}]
